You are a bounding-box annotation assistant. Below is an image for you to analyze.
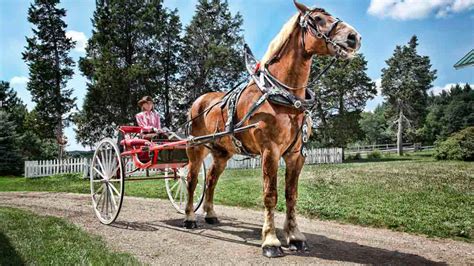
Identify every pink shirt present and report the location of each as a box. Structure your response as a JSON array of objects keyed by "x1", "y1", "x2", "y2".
[{"x1": 135, "y1": 111, "x2": 161, "y2": 132}]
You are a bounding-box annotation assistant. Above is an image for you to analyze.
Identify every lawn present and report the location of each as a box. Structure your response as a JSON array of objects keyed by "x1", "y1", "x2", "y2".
[
  {"x1": 0, "y1": 207, "x2": 141, "y2": 265},
  {"x1": 0, "y1": 152, "x2": 472, "y2": 242}
]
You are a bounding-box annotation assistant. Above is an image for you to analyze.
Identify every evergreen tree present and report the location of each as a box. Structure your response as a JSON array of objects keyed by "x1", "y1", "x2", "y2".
[
  {"x1": 0, "y1": 111, "x2": 23, "y2": 176},
  {"x1": 381, "y1": 36, "x2": 436, "y2": 155},
  {"x1": 359, "y1": 104, "x2": 393, "y2": 144},
  {"x1": 310, "y1": 54, "x2": 376, "y2": 147},
  {"x1": 421, "y1": 83, "x2": 474, "y2": 143},
  {"x1": 0, "y1": 81, "x2": 28, "y2": 134},
  {"x1": 159, "y1": 9, "x2": 182, "y2": 127},
  {"x1": 76, "y1": 0, "x2": 173, "y2": 146},
  {"x1": 22, "y1": 0, "x2": 76, "y2": 159},
  {"x1": 176, "y1": 0, "x2": 245, "y2": 124}
]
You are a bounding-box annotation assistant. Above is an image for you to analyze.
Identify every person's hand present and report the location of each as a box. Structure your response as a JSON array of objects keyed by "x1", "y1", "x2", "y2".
[{"x1": 152, "y1": 127, "x2": 162, "y2": 133}]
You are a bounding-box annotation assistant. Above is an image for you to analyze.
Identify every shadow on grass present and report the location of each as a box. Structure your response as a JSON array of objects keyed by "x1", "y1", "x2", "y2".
[
  {"x1": 0, "y1": 232, "x2": 24, "y2": 265},
  {"x1": 116, "y1": 216, "x2": 446, "y2": 265}
]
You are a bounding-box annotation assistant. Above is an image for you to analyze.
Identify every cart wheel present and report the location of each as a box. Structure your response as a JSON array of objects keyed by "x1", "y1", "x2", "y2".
[
  {"x1": 90, "y1": 138, "x2": 125, "y2": 225},
  {"x1": 165, "y1": 162, "x2": 206, "y2": 214}
]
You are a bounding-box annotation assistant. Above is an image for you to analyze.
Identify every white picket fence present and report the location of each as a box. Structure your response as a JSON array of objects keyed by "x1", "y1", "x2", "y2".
[
  {"x1": 226, "y1": 148, "x2": 343, "y2": 169},
  {"x1": 24, "y1": 148, "x2": 342, "y2": 178},
  {"x1": 24, "y1": 158, "x2": 90, "y2": 178}
]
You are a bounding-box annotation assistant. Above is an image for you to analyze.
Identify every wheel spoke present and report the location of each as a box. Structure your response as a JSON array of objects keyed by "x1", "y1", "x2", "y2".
[
  {"x1": 174, "y1": 180, "x2": 181, "y2": 200},
  {"x1": 108, "y1": 181, "x2": 121, "y2": 197},
  {"x1": 170, "y1": 180, "x2": 179, "y2": 191},
  {"x1": 109, "y1": 163, "x2": 119, "y2": 178},
  {"x1": 93, "y1": 167, "x2": 107, "y2": 180},
  {"x1": 96, "y1": 156, "x2": 107, "y2": 179},
  {"x1": 108, "y1": 185, "x2": 118, "y2": 211}
]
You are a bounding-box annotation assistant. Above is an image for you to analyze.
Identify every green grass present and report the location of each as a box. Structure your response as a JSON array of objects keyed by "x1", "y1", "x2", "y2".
[
  {"x1": 0, "y1": 207, "x2": 141, "y2": 265},
  {"x1": 0, "y1": 152, "x2": 472, "y2": 242}
]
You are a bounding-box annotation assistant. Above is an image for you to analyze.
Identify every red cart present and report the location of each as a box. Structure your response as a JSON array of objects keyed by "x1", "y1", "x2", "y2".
[{"x1": 89, "y1": 123, "x2": 257, "y2": 224}]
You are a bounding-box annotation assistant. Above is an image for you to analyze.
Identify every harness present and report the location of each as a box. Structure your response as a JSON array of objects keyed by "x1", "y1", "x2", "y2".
[{"x1": 196, "y1": 9, "x2": 347, "y2": 157}]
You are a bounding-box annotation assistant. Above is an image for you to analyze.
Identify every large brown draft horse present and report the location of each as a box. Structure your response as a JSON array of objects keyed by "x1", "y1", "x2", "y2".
[{"x1": 185, "y1": 1, "x2": 361, "y2": 258}]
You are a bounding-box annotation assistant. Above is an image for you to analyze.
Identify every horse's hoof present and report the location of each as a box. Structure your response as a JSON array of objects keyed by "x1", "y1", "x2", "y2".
[
  {"x1": 262, "y1": 246, "x2": 284, "y2": 258},
  {"x1": 288, "y1": 240, "x2": 309, "y2": 252},
  {"x1": 205, "y1": 217, "x2": 219, "y2": 224},
  {"x1": 183, "y1": 220, "x2": 198, "y2": 229}
]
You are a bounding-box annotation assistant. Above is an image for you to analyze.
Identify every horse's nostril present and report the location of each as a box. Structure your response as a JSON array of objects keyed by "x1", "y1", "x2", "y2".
[{"x1": 347, "y1": 33, "x2": 357, "y2": 49}]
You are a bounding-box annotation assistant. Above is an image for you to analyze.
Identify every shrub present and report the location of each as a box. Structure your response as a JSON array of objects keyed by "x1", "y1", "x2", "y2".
[
  {"x1": 367, "y1": 150, "x2": 382, "y2": 159},
  {"x1": 434, "y1": 127, "x2": 474, "y2": 161},
  {"x1": 345, "y1": 152, "x2": 361, "y2": 161}
]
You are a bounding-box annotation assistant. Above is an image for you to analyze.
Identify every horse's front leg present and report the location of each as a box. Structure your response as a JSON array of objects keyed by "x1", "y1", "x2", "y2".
[
  {"x1": 183, "y1": 145, "x2": 207, "y2": 229},
  {"x1": 261, "y1": 147, "x2": 284, "y2": 258},
  {"x1": 283, "y1": 151, "x2": 308, "y2": 252}
]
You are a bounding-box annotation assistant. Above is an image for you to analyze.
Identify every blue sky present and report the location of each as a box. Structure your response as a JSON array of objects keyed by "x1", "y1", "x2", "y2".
[{"x1": 1, "y1": 0, "x2": 473, "y2": 151}]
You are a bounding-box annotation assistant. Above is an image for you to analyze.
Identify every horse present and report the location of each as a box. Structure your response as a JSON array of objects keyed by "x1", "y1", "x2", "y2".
[{"x1": 184, "y1": 1, "x2": 361, "y2": 258}]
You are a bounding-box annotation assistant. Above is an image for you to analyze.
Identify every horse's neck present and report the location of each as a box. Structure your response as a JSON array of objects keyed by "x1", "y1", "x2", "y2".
[{"x1": 267, "y1": 29, "x2": 312, "y2": 99}]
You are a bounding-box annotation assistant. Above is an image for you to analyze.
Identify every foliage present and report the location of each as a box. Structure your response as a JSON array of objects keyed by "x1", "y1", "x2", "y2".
[
  {"x1": 367, "y1": 149, "x2": 382, "y2": 159},
  {"x1": 0, "y1": 81, "x2": 28, "y2": 134},
  {"x1": 0, "y1": 207, "x2": 140, "y2": 265},
  {"x1": 22, "y1": 0, "x2": 76, "y2": 143},
  {"x1": 0, "y1": 111, "x2": 23, "y2": 175},
  {"x1": 421, "y1": 84, "x2": 474, "y2": 143},
  {"x1": 2, "y1": 154, "x2": 472, "y2": 241},
  {"x1": 434, "y1": 127, "x2": 474, "y2": 161},
  {"x1": 359, "y1": 104, "x2": 393, "y2": 144},
  {"x1": 175, "y1": 0, "x2": 245, "y2": 124},
  {"x1": 311, "y1": 54, "x2": 376, "y2": 147},
  {"x1": 381, "y1": 36, "x2": 437, "y2": 128},
  {"x1": 345, "y1": 152, "x2": 361, "y2": 160},
  {"x1": 76, "y1": 0, "x2": 182, "y2": 146}
]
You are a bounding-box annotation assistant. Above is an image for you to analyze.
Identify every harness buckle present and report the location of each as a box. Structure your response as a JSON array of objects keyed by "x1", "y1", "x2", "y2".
[{"x1": 294, "y1": 100, "x2": 302, "y2": 109}]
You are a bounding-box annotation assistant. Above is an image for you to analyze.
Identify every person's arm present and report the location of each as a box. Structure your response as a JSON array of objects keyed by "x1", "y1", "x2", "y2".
[{"x1": 136, "y1": 113, "x2": 153, "y2": 132}]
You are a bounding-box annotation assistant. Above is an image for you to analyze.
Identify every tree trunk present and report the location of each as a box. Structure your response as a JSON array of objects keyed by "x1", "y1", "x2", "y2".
[{"x1": 397, "y1": 109, "x2": 403, "y2": 156}]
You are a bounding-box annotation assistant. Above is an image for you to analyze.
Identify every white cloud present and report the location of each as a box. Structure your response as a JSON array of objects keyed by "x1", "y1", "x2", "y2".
[
  {"x1": 66, "y1": 30, "x2": 87, "y2": 53},
  {"x1": 10, "y1": 76, "x2": 29, "y2": 87},
  {"x1": 375, "y1": 78, "x2": 382, "y2": 95},
  {"x1": 368, "y1": 0, "x2": 474, "y2": 20}
]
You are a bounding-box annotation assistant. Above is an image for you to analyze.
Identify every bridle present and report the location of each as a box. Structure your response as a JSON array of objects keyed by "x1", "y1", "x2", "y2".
[
  {"x1": 299, "y1": 9, "x2": 348, "y2": 59},
  {"x1": 264, "y1": 8, "x2": 350, "y2": 91}
]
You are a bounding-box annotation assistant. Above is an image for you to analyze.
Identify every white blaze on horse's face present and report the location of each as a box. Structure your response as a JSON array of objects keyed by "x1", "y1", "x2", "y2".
[{"x1": 294, "y1": 0, "x2": 361, "y2": 59}]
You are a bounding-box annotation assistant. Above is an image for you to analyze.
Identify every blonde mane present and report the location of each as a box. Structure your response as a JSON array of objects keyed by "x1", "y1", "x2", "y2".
[{"x1": 260, "y1": 13, "x2": 300, "y2": 66}]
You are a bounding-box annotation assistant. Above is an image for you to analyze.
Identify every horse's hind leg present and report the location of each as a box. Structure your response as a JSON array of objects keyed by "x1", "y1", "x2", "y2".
[
  {"x1": 283, "y1": 151, "x2": 308, "y2": 252},
  {"x1": 203, "y1": 149, "x2": 232, "y2": 224},
  {"x1": 183, "y1": 145, "x2": 208, "y2": 229}
]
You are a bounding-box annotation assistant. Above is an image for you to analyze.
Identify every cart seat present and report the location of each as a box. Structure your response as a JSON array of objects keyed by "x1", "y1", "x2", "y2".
[
  {"x1": 120, "y1": 139, "x2": 149, "y2": 147},
  {"x1": 119, "y1": 126, "x2": 142, "y2": 134}
]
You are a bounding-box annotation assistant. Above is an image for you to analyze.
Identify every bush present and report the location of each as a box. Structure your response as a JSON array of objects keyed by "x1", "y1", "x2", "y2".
[
  {"x1": 345, "y1": 152, "x2": 361, "y2": 161},
  {"x1": 367, "y1": 150, "x2": 382, "y2": 159},
  {"x1": 434, "y1": 127, "x2": 474, "y2": 161}
]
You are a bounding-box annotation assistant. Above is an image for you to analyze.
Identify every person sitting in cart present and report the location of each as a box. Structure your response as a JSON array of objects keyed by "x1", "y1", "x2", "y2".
[{"x1": 136, "y1": 96, "x2": 164, "y2": 139}]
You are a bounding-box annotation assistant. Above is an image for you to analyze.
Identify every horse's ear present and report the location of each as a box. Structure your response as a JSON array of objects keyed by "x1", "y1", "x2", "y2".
[{"x1": 294, "y1": 0, "x2": 310, "y2": 14}]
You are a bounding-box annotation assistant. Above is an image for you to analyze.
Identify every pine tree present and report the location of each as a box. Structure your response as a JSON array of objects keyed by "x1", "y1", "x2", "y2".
[
  {"x1": 310, "y1": 54, "x2": 376, "y2": 147},
  {"x1": 0, "y1": 111, "x2": 23, "y2": 176},
  {"x1": 22, "y1": 0, "x2": 76, "y2": 159},
  {"x1": 381, "y1": 36, "x2": 437, "y2": 155},
  {"x1": 176, "y1": 0, "x2": 245, "y2": 124},
  {"x1": 76, "y1": 0, "x2": 176, "y2": 146},
  {"x1": 0, "y1": 81, "x2": 28, "y2": 134}
]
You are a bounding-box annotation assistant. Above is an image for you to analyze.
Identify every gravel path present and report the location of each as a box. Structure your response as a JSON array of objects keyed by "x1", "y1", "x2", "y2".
[{"x1": 0, "y1": 192, "x2": 472, "y2": 265}]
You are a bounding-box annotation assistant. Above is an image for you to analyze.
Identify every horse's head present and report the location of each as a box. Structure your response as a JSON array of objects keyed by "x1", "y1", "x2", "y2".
[{"x1": 294, "y1": 0, "x2": 361, "y2": 59}]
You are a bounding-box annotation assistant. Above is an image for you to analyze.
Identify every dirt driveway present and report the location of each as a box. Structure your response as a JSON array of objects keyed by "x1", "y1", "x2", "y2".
[{"x1": 0, "y1": 192, "x2": 472, "y2": 265}]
